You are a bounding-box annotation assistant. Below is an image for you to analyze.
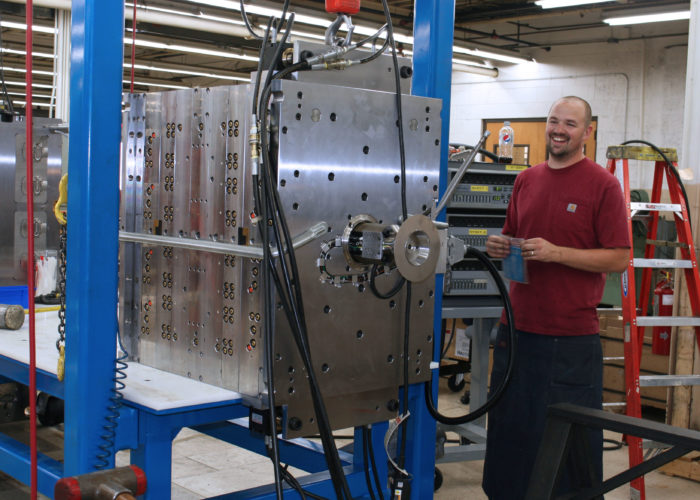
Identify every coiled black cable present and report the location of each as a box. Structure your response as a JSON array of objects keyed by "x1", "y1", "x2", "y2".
[{"x1": 425, "y1": 246, "x2": 517, "y2": 425}]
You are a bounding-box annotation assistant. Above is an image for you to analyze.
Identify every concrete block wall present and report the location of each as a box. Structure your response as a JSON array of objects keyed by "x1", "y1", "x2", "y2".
[{"x1": 449, "y1": 36, "x2": 689, "y2": 188}]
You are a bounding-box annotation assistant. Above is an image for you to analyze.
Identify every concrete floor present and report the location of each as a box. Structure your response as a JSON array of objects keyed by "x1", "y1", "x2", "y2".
[{"x1": 0, "y1": 379, "x2": 699, "y2": 499}]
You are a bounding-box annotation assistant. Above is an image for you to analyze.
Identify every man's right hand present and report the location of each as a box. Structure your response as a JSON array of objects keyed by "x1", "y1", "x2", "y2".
[{"x1": 486, "y1": 235, "x2": 511, "y2": 259}]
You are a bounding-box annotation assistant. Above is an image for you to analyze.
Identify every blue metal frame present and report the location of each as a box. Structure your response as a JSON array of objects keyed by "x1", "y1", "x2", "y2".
[
  {"x1": 407, "y1": 1, "x2": 456, "y2": 498},
  {"x1": 0, "y1": 1, "x2": 453, "y2": 498},
  {"x1": 64, "y1": 0, "x2": 125, "y2": 475}
]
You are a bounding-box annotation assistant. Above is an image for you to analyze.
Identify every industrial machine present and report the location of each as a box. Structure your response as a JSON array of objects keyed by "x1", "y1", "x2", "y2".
[
  {"x1": 118, "y1": 36, "x2": 443, "y2": 442},
  {"x1": 0, "y1": 117, "x2": 64, "y2": 288}
]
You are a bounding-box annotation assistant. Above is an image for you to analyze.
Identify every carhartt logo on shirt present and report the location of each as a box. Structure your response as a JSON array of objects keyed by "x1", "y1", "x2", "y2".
[{"x1": 567, "y1": 203, "x2": 577, "y2": 213}]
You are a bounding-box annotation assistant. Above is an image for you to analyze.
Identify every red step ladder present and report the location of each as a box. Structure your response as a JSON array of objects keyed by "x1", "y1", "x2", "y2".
[{"x1": 607, "y1": 145, "x2": 700, "y2": 500}]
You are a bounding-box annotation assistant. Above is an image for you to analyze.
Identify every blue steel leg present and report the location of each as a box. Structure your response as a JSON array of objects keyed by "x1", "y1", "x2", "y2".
[
  {"x1": 410, "y1": 1, "x2": 455, "y2": 498},
  {"x1": 65, "y1": 0, "x2": 125, "y2": 475},
  {"x1": 131, "y1": 415, "x2": 179, "y2": 500}
]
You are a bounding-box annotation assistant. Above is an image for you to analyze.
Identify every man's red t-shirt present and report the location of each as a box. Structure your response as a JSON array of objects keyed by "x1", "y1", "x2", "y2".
[{"x1": 501, "y1": 157, "x2": 630, "y2": 335}]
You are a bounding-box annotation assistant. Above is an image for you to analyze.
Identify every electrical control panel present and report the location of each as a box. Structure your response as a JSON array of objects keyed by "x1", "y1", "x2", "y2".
[{"x1": 444, "y1": 160, "x2": 526, "y2": 296}]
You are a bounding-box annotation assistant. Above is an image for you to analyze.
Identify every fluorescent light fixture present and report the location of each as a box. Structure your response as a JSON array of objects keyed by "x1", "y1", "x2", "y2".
[
  {"x1": 3, "y1": 80, "x2": 55, "y2": 89},
  {"x1": 0, "y1": 20, "x2": 56, "y2": 33},
  {"x1": 604, "y1": 10, "x2": 690, "y2": 25},
  {"x1": 2, "y1": 66, "x2": 56, "y2": 76},
  {"x1": 7, "y1": 91, "x2": 52, "y2": 99},
  {"x1": 4, "y1": 100, "x2": 53, "y2": 109},
  {"x1": 124, "y1": 38, "x2": 259, "y2": 62},
  {"x1": 535, "y1": 0, "x2": 611, "y2": 8},
  {"x1": 0, "y1": 47, "x2": 56, "y2": 59},
  {"x1": 453, "y1": 46, "x2": 533, "y2": 64},
  {"x1": 124, "y1": 63, "x2": 249, "y2": 82},
  {"x1": 122, "y1": 80, "x2": 190, "y2": 90}
]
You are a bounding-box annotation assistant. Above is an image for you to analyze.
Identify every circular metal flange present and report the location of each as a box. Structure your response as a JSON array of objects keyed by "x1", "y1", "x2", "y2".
[
  {"x1": 394, "y1": 214, "x2": 441, "y2": 283},
  {"x1": 341, "y1": 214, "x2": 377, "y2": 270}
]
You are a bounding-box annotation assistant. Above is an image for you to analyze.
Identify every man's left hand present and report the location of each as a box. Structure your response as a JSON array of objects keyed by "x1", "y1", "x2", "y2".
[{"x1": 522, "y1": 237, "x2": 561, "y2": 263}]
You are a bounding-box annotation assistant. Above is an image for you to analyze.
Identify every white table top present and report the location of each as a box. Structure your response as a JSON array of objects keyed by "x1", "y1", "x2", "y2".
[{"x1": 0, "y1": 309, "x2": 241, "y2": 412}]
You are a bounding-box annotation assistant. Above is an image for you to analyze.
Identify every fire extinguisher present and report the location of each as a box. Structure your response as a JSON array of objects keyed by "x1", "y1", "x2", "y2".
[{"x1": 652, "y1": 271, "x2": 673, "y2": 355}]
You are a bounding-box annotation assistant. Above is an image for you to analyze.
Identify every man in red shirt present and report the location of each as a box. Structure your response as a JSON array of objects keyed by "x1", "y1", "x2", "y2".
[{"x1": 482, "y1": 96, "x2": 630, "y2": 499}]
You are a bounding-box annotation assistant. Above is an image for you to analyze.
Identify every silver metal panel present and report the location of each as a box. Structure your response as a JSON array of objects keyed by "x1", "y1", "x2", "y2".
[
  {"x1": 120, "y1": 86, "x2": 265, "y2": 395},
  {"x1": 293, "y1": 40, "x2": 411, "y2": 93},
  {"x1": 272, "y1": 79, "x2": 440, "y2": 434},
  {"x1": 0, "y1": 118, "x2": 63, "y2": 285},
  {"x1": 119, "y1": 80, "x2": 442, "y2": 437}
]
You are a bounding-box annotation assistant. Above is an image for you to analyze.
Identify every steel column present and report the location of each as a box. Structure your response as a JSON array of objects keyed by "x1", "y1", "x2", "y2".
[
  {"x1": 64, "y1": 0, "x2": 125, "y2": 474},
  {"x1": 409, "y1": 0, "x2": 455, "y2": 498}
]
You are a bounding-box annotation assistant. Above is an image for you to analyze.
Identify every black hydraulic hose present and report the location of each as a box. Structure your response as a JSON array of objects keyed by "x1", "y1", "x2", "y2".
[
  {"x1": 440, "y1": 318, "x2": 457, "y2": 360},
  {"x1": 362, "y1": 427, "x2": 378, "y2": 500},
  {"x1": 369, "y1": 264, "x2": 405, "y2": 299},
  {"x1": 258, "y1": 79, "x2": 352, "y2": 500},
  {"x1": 252, "y1": 17, "x2": 274, "y2": 115},
  {"x1": 240, "y1": 0, "x2": 263, "y2": 40},
  {"x1": 620, "y1": 140, "x2": 692, "y2": 230},
  {"x1": 379, "y1": 0, "x2": 407, "y2": 221},
  {"x1": 366, "y1": 426, "x2": 385, "y2": 500},
  {"x1": 425, "y1": 246, "x2": 517, "y2": 425},
  {"x1": 358, "y1": 34, "x2": 390, "y2": 65}
]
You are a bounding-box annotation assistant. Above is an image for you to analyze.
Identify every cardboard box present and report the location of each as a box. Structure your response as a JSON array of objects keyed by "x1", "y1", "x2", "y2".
[
  {"x1": 601, "y1": 337, "x2": 670, "y2": 374},
  {"x1": 603, "y1": 365, "x2": 668, "y2": 403},
  {"x1": 445, "y1": 319, "x2": 471, "y2": 361}
]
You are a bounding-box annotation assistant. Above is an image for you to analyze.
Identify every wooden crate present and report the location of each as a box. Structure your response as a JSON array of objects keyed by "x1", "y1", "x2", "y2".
[{"x1": 660, "y1": 451, "x2": 700, "y2": 483}]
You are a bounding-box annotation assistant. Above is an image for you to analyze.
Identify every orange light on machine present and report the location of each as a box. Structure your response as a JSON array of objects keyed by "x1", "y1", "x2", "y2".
[{"x1": 326, "y1": 0, "x2": 361, "y2": 15}]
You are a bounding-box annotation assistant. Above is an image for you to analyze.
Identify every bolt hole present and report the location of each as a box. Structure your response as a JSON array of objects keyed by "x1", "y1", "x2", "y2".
[
  {"x1": 321, "y1": 363, "x2": 329, "y2": 373},
  {"x1": 363, "y1": 145, "x2": 369, "y2": 154},
  {"x1": 423, "y1": 176, "x2": 429, "y2": 182},
  {"x1": 356, "y1": 330, "x2": 364, "y2": 339},
  {"x1": 389, "y1": 300, "x2": 396, "y2": 309},
  {"x1": 282, "y1": 126, "x2": 288, "y2": 134},
  {"x1": 294, "y1": 170, "x2": 300, "y2": 178},
  {"x1": 387, "y1": 355, "x2": 394, "y2": 364},
  {"x1": 361, "y1": 192, "x2": 368, "y2": 201},
  {"x1": 323, "y1": 305, "x2": 331, "y2": 314},
  {"x1": 292, "y1": 202, "x2": 299, "y2": 210},
  {"x1": 330, "y1": 112, "x2": 337, "y2": 121},
  {"x1": 297, "y1": 91, "x2": 303, "y2": 99},
  {"x1": 328, "y1": 172, "x2": 335, "y2": 181},
  {"x1": 295, "y1": 113, "x2": 301, "y2": 121},
  {"x1": 280, "y1": 179, "x2": 286, "y2": 187},
  {"x1": 394, "y1": 175, "x2": 400, "y2": 184},
  {"x1": 358, "y1": 284, "x2": 365, "y2": 293}
]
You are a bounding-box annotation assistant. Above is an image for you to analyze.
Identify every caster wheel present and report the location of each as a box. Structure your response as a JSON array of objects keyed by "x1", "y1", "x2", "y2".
[
  {"x1": 447, "y1": 374, "x2": 465, "y2": 392},
  {"x1": 434, "y1": 467, "x2": 443, "y2": 492}
]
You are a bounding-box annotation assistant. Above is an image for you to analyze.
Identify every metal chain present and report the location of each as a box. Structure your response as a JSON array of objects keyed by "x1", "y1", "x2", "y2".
[{"x1": 56, "y1": 223, "x2": 66, "y2": 352}]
